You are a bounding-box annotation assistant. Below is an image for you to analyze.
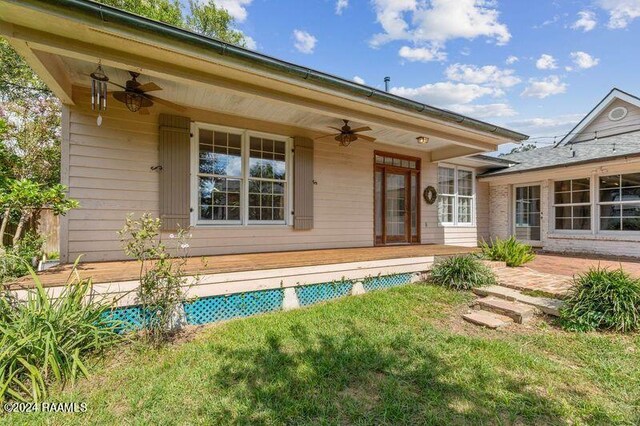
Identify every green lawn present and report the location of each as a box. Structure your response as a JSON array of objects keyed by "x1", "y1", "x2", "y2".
[{"x1": 4, "y1": 284, "x2": 640, "y2": 425}]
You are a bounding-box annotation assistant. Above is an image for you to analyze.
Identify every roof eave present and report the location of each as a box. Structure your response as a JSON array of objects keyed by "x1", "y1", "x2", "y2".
[{"x1": 8, "y1": 0, "x2": 528, "y2": 142}]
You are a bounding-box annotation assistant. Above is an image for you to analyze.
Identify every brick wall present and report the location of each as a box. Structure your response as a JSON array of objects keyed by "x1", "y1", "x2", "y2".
[{"x1": 489, "y1": 184, "x2": 510, "y2": 240}]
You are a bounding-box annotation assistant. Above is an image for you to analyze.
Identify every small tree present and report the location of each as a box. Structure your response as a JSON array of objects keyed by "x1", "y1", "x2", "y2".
[{"x1": 0, "y1": 179, "x2": 78, "y2": 247}]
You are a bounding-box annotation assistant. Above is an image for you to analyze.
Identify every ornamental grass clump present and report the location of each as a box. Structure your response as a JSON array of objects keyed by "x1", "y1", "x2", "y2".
[
  {"x1": 429, "y1": 254, "x2": 497, "y2": 291},
  {"x1": 0, "y1": 260, "x2": 121, "y2": 402},
  {"x1": 480, "y1": 236, "x2": 535, "y2": 267},
  {"x1": 560, "y1": 267, "x2": 640, "y2": 333}
]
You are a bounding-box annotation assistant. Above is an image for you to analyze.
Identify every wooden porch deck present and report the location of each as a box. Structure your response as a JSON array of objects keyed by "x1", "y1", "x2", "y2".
[{"x1": 6, "y1": 245, "x2": 476, "y2": 290}]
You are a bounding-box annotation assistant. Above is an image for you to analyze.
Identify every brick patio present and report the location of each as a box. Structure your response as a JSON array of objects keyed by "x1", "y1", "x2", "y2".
[{"x1": 483, "y1": 252, "x2": 640, "y2": 298}]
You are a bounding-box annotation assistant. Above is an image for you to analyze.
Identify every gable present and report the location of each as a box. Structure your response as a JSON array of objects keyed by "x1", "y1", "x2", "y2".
[
  {"x1": 560, "y1": 89, "x2": 640, "y2": 145},
  {"x1": 574, "y1": 98, "x2": 640, "y2": 143}
]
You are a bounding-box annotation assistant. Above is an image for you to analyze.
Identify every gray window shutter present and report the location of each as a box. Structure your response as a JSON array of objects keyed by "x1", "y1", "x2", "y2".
[
  {"x1": 293, "y1": 136, "x2": 314, "y2": 230},
  {"x1": 159, "y1": 114, "x2": 191, "y2": 231}
]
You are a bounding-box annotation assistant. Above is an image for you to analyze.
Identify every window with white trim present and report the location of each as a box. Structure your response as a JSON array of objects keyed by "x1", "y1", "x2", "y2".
[
  {"x1": 194, "y1": 124, "x2": 291, "y2": 225},
  {"x1": 599, "y1": 173, "x2": 640, "y2": 231},
  {"x1": 437, "y1": 166, "x2": 474, "y2": 226},
  {"x1": 553, "y1": 178, "x2": 591, "y2": 230}
]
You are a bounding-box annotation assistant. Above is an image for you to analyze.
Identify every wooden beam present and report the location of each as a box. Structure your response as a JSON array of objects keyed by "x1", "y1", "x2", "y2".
[
  {"x1": 0, "y1": 22, "x2": 500, "y2": 151},
  {"x1": 430, "y1": 146, "x2": 483, "y2": 162},
  {"x1": 5, "y1": 37, "x2": 74, "y2": 105}
]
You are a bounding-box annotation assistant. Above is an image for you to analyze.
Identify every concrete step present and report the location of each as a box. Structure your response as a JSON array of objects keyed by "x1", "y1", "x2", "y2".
[
  {"x1": 473, "y1": 285, "x2": 563, "y2": 317},
  {"x1": 463, "y1": 310, "x2": 513, "y2": 329},
  {"x1": 476, "y1": 297, "x2": 537, "y2": 324}
]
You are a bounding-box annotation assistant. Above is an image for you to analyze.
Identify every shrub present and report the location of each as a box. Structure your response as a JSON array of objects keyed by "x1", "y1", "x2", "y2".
[
  {"x1": 0, "y1": 231, "x2": 45, "y2": 282},
  {"x1": 429, "y1": 254, "x2": 497, "y2": 290},
  {"x1": 560, "y1": 267, "x2": 640, "y2": 333},
  {"x1": 480, "y1": 236, "x2": 535, "y2": 267},
  {"x1": 118, "y1": 213, "x2": 194, "y2": 345},
  {"x1": 0, "y1": 260, "x2": 121, "y2": 402}
]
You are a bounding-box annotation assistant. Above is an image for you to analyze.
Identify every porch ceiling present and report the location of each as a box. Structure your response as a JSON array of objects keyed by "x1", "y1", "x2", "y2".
[{"x1": 60, "y1": 56, "x2": 470, "y2": 153}]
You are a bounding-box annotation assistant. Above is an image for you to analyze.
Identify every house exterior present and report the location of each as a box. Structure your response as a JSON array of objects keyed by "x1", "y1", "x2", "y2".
[
  {"x1": 1, "y1": 0, "x2": 528, "y2": 266},
  {"x1": 480, "y1": 89, "x2": 640, "y2": 257}
]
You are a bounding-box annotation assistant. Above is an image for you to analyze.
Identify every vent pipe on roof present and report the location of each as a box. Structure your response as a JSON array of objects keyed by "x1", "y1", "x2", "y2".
[{"x1": 384, "y1": 76, "x2": 390, "y2": 92}]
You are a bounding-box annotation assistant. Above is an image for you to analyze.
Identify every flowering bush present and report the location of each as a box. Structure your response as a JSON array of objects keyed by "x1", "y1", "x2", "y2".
[{"x1": 118, "y1": 213, "x2": 195, "y2": 344}]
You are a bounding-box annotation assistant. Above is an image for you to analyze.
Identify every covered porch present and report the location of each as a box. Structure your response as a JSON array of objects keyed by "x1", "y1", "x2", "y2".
[{"x1": 8, "y1": 244, "x2": 477, "y2": 291}]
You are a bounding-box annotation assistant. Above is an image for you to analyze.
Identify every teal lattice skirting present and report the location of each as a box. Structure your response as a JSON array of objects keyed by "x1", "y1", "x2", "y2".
[{"x1": 104, "y1": 273, "x2": 416, "y2": 330}]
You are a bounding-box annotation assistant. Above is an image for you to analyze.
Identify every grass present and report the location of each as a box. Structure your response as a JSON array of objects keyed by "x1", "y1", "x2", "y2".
[{"x1": 3, "y1": 284, "x2": 639, "y2": 425}]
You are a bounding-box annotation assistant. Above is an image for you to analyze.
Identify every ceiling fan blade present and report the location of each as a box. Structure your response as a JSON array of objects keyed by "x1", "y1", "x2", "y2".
[
  {"x1": 356, "y1": 135, "x2": 377, "y2": 142},
  {"x1": 327, "y1": 126, "x2": 344, "y2": 132},
  {"x1": 139, "y1": 107, "x2": 151, "y2": 115},
  {"x1": 107, "y1": 81, "x2": 127, "y2": 90},
  {"x1": 137, "y1": 82, "x2": 162, "y2": 92},
  {"x1": 145, "y1": 94, "x2": 186, "y2": 112},
  {"x1": 313, "y1": 134, "x2": 336, "y2": 140},
  {"x1": 350, "y1": 127, "x2": 372, "y2": 133}
]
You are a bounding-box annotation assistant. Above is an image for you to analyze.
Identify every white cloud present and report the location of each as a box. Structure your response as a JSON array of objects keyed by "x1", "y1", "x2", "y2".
[
  {"x1": 571, "y1": 10, "x2": 597, "y2": 31},
  {"x1": 293, "y1": 30, "x2": 317, "y2": 54},
  {"x1": 398, "y1": 45, "x2": 446, "y2": 62},
  {"x1": 370, "y1": 0, "x2": 510, "y2": 60},
  {"x1": 505, "y1": 55, "x2": 518, "y2": 65},
  {"x1": 507, "y1": 113, "x2": 584, "y2": 136},
  {"x1": 243, "y1": 35, "x2": 257, "y2": 50},
  {"x1": 448, "y1": 103, "x2": 517, "y2": 118},
  {"x1": 211, "y1": 0, "x2": 253, "y2": 23},
  {"x1": 521, "y1": 75, "x2": 567, "y2": 99},
  {"x1": 445, "y1": 63, "x2": 521, "y2": 88},
  {"x1": 535, "y1": 54, "x2": 558, "y2": 70},
  {"x1": 598, "y1": 0, "x2": 640, "y2": 29},
  {"x1": 390, "y1": 81, "x2": 501, "y2": 105},
  {"x1": 353, "y1": 76, "x2": 366, "y2": 85},
  {"x1": 336, "y1": 0, "x2": 348, "y2": 14},
  {"x1": 570, "y1": 51, "x2": 600, "y2": 69}
]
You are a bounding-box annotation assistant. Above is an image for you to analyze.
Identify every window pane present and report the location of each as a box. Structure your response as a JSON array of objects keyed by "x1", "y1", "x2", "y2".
[
  {"x1": 458, "y1": 170, "x2": 473, "y2": 196},
  {"x1": 623, "y1": 218, "x2": 640, "y2": 230},
  {"x1": 574, "y1": 217, "x2": 591, "y2": 230},
  {"x1": 600, "y1": 175, "x2": 620, "y2": 189},
  {"x1": 248, "y1": 178, "x2": 285, "y2": 221},
  {"x1": 555, "y1": 206, "x2": 572, "y2": 218},
  {"x1": 555, "y1": 192, "x2": 571, "y2": 204},
  {"x1": 249, "y1": 137, "x2": 286, "y2": 180},
  {"x1": 573, "y1": 178, "x2": 590, "y2": 190},
  {"x1": 601, "y1": 217, "x2": 621, "y2": 231},
  {"x1": 556, "y1": 218, "x2": 571, "y2": 230},
  {"x1": 621, "y1": 186, "x2": 640, "y2": 201},
  {"x1": 622, "y1": 203, "x2": 640, "y2": 217},
  {"x1": 555, "y1": 180, "x2": 571, "y2": 192},
  {"x1": 600, "y1": 188, "x2": 620, "y2": 203},
  {"x1": 199, "y1": 177, "x2": 241, "y2": 221},
  {"x1": 438, "y1": 195, "x2": 454, "y2": 223},
  {"x1": 572, "y1": 205, "x2": 591, "y2": 218},
  {"x1": 199, "y1": 130, "x2": 242, "y2": 176},
  {"x1": 572, "y1": 190, "x2": 590, "y2": 203},
  {"x1": 600, "y1": 204, "x2": 619, "y2": 218},
  {"x1": 621, "y1": 173, "x2": 640, "y2": 188},
  {"x1": 438, "y1": 167, "x2": 455, "y2": 194},
  {"x1": 458, "y1": 197, "x2": 472, "y2": 223}
]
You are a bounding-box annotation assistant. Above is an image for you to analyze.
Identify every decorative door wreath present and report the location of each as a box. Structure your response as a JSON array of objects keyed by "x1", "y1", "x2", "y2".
[{"x1": 423, "y1": 186, "x2": 437, "y2": 204}]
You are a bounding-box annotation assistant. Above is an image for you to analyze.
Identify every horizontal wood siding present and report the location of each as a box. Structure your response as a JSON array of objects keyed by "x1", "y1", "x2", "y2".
[
  {"x1": 575, "y1": 98, "x2": 640, "y2": 142},
  {"x1": 65, "y1": 89, "x2": 484, "y2": 261}
]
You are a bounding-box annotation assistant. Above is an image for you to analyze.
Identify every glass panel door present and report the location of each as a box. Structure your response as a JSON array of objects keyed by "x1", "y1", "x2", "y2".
[
  {"x1": 385, "y1": 172, "x2": 409, "y2": 243},
  {"x1": 514, "y1": 185, "x2": 541, "y2": 241}
]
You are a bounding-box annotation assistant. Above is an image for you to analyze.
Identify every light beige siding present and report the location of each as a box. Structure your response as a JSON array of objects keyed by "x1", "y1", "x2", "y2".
[
  {"x1": 574, "y1": 98, "x2": 640, "y2": 142},
  {"x1": 64, "y1": 90, "x2": 485, "y2": 262}
]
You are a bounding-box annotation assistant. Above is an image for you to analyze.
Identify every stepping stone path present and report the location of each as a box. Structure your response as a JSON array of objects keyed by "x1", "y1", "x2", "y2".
[{"x1": 462, "y1": 262, "x2": 567, "y2": 329}]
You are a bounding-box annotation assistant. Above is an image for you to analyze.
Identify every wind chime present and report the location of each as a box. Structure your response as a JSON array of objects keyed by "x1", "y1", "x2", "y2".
[{"x1": 90, "y1": 62, "x2": 109, "y2": 126}]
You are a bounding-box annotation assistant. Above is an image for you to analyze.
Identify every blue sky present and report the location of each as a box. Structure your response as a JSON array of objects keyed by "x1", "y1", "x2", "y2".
[{"x1": 202, "y1": 0, "x2": 640, "y2": 147}]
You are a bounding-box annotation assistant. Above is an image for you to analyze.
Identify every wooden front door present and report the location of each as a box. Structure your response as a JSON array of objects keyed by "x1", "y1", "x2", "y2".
[{"x1": 374, "y1": 152, "x2": 420, "y2": 245}]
